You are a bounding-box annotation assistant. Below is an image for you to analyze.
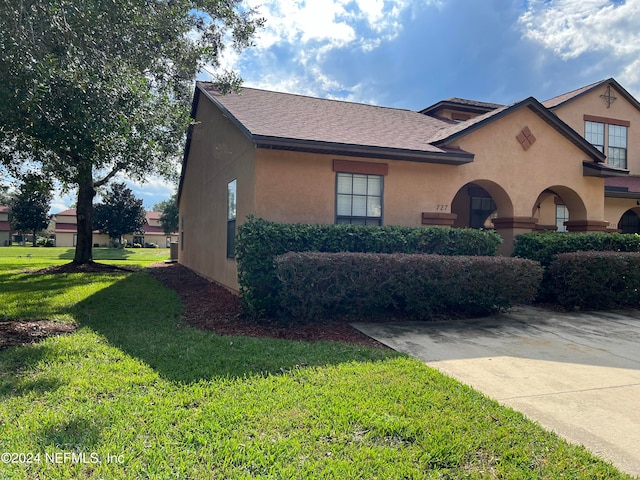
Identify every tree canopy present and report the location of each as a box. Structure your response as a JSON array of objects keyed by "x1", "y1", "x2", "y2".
[
  {"x1": 9, "y1": 172, "x2": 52, "y2": 246},
  {"x1": 0, "y1": 0, "x2": 263, "y2": 262},
  {"x1": 94, "y1": 182, "x2": 146, "y2": 244}
]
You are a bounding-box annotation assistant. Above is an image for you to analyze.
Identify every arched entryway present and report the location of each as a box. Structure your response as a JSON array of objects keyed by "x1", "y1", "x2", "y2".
[
  {"x1": 531, "y1": 185, "x2": 588, "y2": 232},
  {"x1": 618, "y1": 209, "x2": 640, "y2": 233},
  {"x1": 451, "y1": 180, "x2": 513, "y2": 229}
]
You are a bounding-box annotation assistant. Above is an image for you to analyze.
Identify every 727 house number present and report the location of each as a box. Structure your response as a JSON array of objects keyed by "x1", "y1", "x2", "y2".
[{"x1": 436, "y1": 204, "x2": 449, "y2": 211}]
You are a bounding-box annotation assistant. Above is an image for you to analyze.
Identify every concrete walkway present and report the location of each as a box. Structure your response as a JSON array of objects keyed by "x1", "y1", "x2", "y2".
[{"x1": 352, "y1": 306, "x2": 640, "y2": 477}]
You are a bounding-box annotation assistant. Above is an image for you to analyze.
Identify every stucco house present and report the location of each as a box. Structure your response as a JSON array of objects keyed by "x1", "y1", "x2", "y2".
[
  {"x1": 0, "y1": 206, "x2": 11, "y2": 246},
  {"x1": 52, "y1": 209, "x2": 177, "y2": 247},
  {"x1": 178, "y1": 78, "x2": 638, "y2": 292}
]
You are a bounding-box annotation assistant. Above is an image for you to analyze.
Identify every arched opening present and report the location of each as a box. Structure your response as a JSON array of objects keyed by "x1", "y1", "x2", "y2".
[
  {"x1": 531, "y1": 186, "x2": 588, "y2": 232},
  {"x1": 451, "y1": 181, "x2": 513, "y2": 229},
  {"x1": 618, "y1": 209, "x2": 640, "y2": 233}
]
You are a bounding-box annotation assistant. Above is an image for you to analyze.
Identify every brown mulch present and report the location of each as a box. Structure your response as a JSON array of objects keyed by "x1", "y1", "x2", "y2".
[
  {"x1": 146, "y1": 262, "x2": 386, "y2": 348},
  {"x1": 0, "y1": 261, "x2": 385, "y2": 350}
]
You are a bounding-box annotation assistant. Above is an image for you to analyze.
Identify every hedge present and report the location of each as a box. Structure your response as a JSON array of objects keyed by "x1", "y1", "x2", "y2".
[
  {"x1": 547, "y1": 251, "x2": 640, "y2": 310},
  {"x1": 513, "y1": 232, "x2": 640, "y2": 266},
  {"x1": 235, "y1": 217, "x2": 503, "y2": 317},
  {"x1": 274, "y1": 252, "x2": 543, "y2": 321}
]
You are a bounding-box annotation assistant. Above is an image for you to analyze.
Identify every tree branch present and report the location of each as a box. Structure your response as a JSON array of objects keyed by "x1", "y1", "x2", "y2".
[{"x1": 94, "y1": 164, "x2": 125, "y2": 189}]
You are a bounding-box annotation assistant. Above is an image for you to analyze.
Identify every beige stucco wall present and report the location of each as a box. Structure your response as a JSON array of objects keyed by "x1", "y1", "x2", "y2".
[
  {"x1": 179, "y1": 92, "x2": 256, "y2": 291},
  {"x1": 54, "y1": 232, "x2": 110, "y2": 247}
]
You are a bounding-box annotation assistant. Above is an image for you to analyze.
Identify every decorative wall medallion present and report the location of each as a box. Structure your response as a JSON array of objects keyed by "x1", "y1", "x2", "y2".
[
  {"x1": 600, "y1": 86, "x2": 617, "y2": 108},
  {"x1": 516, "y1": 126, "x2": 536, "y2": 151}
]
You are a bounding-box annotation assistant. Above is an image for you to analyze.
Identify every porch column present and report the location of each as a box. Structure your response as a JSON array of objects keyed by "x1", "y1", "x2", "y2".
[
  {"x1": 421, "y1": 212, "x2": 457, "y2": 227},
  {"x1": 491, "y1": 216, "x2": 537, "y2": 256},
  {"x1": 564, "y1": 220, "x2": 609, "y2": 232}
]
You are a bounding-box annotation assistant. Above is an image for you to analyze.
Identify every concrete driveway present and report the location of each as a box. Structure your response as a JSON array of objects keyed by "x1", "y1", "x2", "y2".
[{"x1": 352, "y1": 306, "x2": 640, "y2": 477}]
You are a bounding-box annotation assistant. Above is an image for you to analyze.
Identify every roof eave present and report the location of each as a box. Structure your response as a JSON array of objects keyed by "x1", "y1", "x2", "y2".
[
  {"x1": 253, "y1": 136, "x2": 475, "y2": 165},
  {"x1": 583, "y1": 161, "x2": 630, "y2": 178}
]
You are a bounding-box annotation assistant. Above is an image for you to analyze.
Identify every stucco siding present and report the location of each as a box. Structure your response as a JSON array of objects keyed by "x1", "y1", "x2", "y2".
[{"x1": 179, "y1": 91, "x2": 256, "y2": 291}]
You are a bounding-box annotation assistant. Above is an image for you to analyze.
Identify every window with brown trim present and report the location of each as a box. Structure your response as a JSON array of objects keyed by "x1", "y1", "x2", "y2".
[{"x1": 336, "y1": 173, "x2": 383, "y2": 225}]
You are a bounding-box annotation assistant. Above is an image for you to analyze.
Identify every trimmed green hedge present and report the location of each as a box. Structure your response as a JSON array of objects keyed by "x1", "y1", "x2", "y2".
[
  {"x1": 513, "y1": 232, "x2": 640, "y2": 266},
  {"x1": 275, "y1": 252, "x2": 543, "y2": 321},
  {"x1": 235, "y1": 217, "x2": 503, "y2": 317},
  {"x1": 547, "y1": 251, "x2": 640, "y2": 310}
]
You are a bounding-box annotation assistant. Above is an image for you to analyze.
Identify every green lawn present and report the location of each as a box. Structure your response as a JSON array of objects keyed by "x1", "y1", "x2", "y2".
[{"x1": 0, "y1": 250, "x2": 633, "y2": 478}]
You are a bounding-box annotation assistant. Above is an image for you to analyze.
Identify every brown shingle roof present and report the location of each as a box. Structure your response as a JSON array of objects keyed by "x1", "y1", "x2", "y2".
[
  {"x1": 542, "y1": 79, "x2": 608, "y2": 109},
  {"x1": 198, "y1": 83, "x2": 463, "y2": 159},
  {"x1": 0, "y1": 206, "x2": 9, "y2": 213}
]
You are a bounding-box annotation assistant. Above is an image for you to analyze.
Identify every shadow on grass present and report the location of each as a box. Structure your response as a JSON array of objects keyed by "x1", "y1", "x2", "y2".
[{"x1": 70, "y1": 272, "x2": 396, "y2": 383}]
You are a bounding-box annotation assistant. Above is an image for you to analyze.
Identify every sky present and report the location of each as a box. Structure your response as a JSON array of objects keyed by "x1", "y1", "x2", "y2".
[{"x1": 49, "y1": 0, "x2": 640, "y2": 212}]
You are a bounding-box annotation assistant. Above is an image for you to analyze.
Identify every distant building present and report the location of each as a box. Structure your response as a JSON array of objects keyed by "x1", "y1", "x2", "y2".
[
  {"x1": 51, "y1": 209, "x2": 178, "y2": 247},
  {"x1": 0, "y1": 206, "x2": 11, "y2": 246}
]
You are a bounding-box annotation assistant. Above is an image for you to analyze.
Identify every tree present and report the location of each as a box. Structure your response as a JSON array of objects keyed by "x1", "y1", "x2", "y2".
[
  {"x1": 93, "y1": 182, "x2": 146, "y2": 246},
  {"x1": 0, "y1": 0, "x2": 263, "y2": 263},
  {"x1": 154, "y1": 193, "x2": 179, "y2": 235},
  {"x1": 9, "y1": 173, "x2": 52, "y2": 246}
]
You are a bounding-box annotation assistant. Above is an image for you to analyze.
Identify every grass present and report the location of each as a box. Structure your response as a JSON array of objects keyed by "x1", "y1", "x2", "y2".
[{"x1": 0, "y1": 249, "x2": 634, "y2": 478}]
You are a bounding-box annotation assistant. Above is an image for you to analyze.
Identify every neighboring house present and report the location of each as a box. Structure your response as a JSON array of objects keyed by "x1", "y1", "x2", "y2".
[
  {"x1": 51, "y1": 209, "x2": 178, "y2": 247},
  {"x1": 0, "y1": 206, "x2": 11, "y2": 246},
  {"x1": 52, "y1": 209, "x2": 110, "y2": 247},
  {"x1": 123, "y1": 211, "x2": 179, "y2": 247},
  {"x1": 178, "y1": 78, "x2": 637, "y2": 292}
]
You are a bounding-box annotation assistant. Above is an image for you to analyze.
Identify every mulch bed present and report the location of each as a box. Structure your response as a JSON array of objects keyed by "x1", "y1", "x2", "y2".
[
  {"x1": 1, "y1": 262, "x2": 385, "y2": 350},
  {"x1": 146, "y1": 263, "x2": 386, "y2": 348}
]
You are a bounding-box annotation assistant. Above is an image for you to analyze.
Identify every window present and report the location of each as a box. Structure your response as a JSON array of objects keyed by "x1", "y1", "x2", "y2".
[
  {"x1": 469, "y1": 196, "x2": 496, "y2": 229},
  {"x1": 585, "y1": 121, "x2": 604, "y2": 152},
  {"x1": 555, "y1": 204, "x2": 569, "y2": 232},
  {"x1": 336, "y1": 173, "x2": 383, "y2": 225},
  {"x1": 608, "y1": 124, "x2": 628, "y2": 168},
  {"x1": 227, "y1": 179, "x2": 237, "y2": 258}
]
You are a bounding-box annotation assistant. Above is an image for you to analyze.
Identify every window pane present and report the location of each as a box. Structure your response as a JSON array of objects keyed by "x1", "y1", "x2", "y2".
[
  {"x1": 337, "y1": 173, "x2": 352, "y2": 194},
  {"x1": 367, "y1": 196, "x2": 381, "y2": 217},
  {"x1": 227, "y1": 179, "x2": 237, "y2": 220},
  {"x1": 367, "y1": 176, "x2": 382, "y2": 195},
  {"x1": 585, "y1": 121, "x2": 604, "y2": 149},
  {"x1": 352, "y1": 196, "x2": 367, "y2": 216},
  {"x1": 352, "y1": 174, "x2": 367, "y2": 195},
  {"x1": 609, "y1": 125, "x2": 627, "y2": 148},
  {"x1": 337, "y1": 194, "x2": 352, "y2": 216}
]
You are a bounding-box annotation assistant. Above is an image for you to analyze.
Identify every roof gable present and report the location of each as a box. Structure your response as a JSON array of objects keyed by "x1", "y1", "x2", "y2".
[
  {"x1": 543, "y1": 78, "x2": 640, "y2": 113},
  {"x1": 426, "y1": 97, "x2": 606, "y2": 163}
]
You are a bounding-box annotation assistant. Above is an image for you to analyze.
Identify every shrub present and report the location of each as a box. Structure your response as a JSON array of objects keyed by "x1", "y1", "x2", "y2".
[
  {"x1": 547, "y1": 251, "x2": 640, "y2": 310},
  {"x1": 513, "y1": 232, "x2": 640, "y2": 266},
  {"x1": 235, "y1": 217, "x2": 503, "y2": 317},
  {"x1": 274, "y1": 252, "x2": 542, "y2": 321}
]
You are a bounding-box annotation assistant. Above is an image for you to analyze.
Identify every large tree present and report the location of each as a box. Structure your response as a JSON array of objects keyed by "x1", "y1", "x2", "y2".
[
  {"x1": 94, "y1": 182, "x2": 146, "y2": 245},
  {"x1": 0, "y1": 0, "x2": 263, "y2": 263},
  {"x1": 9, "y1": 173, "x2": 52, "y2": 246}
]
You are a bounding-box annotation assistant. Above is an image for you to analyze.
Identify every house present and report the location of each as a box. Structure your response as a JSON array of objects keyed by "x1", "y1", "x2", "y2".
[
  {"x1": 0, "y1": 206, "x2": 11, "y2": 246},
  {"x1": 52, "y1": 209, "x2": 110, "y2": 247},
  {"x1": 51, "y1": 209, "x2": 178, "y2": 247},
  {"x1": 178, "y1": 78, "x2": 637, "y2": 292}
]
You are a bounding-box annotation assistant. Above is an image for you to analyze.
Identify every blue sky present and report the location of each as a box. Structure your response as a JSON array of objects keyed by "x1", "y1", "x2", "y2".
[{"x1": 50, "y1": 0, "x2": 640, "y2": 212}]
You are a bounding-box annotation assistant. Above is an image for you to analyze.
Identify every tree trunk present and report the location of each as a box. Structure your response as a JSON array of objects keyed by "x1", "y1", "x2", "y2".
[
  {"x1": 32, "y1": 229, "x2": 37, "y2": 247},
  {"x1": 73, "y1": 165, "x2": 96, "y2": 263}
]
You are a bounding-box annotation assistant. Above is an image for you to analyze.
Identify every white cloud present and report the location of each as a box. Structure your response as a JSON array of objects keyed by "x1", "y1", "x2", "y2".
[
  {"x1": 519, "y1": 0, "x2": 640, "y2": 89},
  {"x1": 231, "y1": 0, "x2": 423, "y2": 98}
]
